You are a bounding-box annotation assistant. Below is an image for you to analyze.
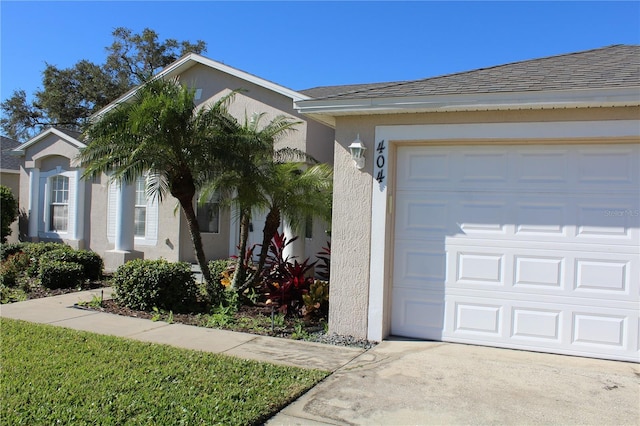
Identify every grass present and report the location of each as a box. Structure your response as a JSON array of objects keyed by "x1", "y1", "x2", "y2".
[{"x1": 0, "y1": 318, "x2": 328, "y2": 425}]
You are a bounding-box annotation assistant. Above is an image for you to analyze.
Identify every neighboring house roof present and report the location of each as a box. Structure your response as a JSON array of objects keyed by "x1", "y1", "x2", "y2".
[
  {"x1": 1, "y1": 136, "x2": 21, "y2": 171},
  {"x1": 95, "y1": 53, "x2": 311, "y2": 118},
  {"x1": 296, "y1": 45, "x2": 640, "y2": 126},
  {"x1": 11, "y1": 127, "x2": 86, "y2": 157}
]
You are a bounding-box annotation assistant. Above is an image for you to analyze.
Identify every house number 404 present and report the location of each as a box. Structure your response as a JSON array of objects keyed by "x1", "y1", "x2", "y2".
[{"x1": 375, "y1": 140, "x2": 386, "y2": 184}]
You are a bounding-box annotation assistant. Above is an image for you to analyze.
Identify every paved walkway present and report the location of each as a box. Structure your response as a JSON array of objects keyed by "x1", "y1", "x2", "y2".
[
  {"x1": 0, "y1": 288, "x2": 364, "y2": 372},
  {"x1": 2, "y1": 288, "x2": 639, "y2": 425}
]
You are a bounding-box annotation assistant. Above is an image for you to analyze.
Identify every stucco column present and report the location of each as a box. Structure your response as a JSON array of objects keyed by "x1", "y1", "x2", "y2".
[
  {"x1": 114, "y1": 181, "x2": 135, "y2": 251},
  {"x1": 283, "y1": 219, "x2": 305, "y2": 262},
  {"x1": 28, "y1": 168, "x2": 40, "y2": 239},
  {"x1": 71, "y1": 169, "x2": 85, "y2": 243}
]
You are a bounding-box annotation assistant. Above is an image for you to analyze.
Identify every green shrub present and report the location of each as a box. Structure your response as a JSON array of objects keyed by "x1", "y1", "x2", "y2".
[
  {"x1": 39, "y1": 260, "x2": 85, "y2": 289},
  {"x1": 39, "y1": 249, "x2": 103, "y2": 281},
  {"x1": 112, "y1": 259, "x2": 198, "y2": 312},
  {"x1": 23, "y1": 242, "x2": 72, "y2": 277},
  {"x1": 0, "y1": 242, "x2": 27, "y2": 261},
  {"x1": 0, "y1": 252, "x2": 30, "y2": 287},
  {"x1": 0, "y1": 186, "x2": 18, "y2": 243},
  {"x1": 207, "y1": 258, "x2": 234, "y2": 301}
]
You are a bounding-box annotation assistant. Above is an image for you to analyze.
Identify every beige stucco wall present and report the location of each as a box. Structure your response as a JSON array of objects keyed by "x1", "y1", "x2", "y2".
[
  {"x1": 176, "y1": 64, "x2": 335, "y2": 262},
  {"x1": 328, "y1": 106, "x2": 640, "y2": 339},
  {"x1": 17, "y1": 133, "x2": 182, "y2": 263},
  {"x1": 16, "y1": 64, "x2": 335, "y2": 272},
  {"x1": 1, "y1": 171, "x2": 21, "y2": 242},
  {"x1": 85, "y1": 174, "x2": 182, "y2": 266}
]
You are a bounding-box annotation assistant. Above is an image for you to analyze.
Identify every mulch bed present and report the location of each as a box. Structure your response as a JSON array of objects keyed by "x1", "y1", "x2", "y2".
[
  {"x1": 25, "y1": 282, "x2": 104, "y2": 300},
  {"x1": 82, "y1": 299, "x2": 326, "y2": 339}
]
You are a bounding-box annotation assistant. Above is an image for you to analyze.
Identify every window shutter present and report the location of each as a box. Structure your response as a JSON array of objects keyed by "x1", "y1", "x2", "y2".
[
  {"x1": 107, "y1": 182, "x2": 117, "y2": 242},
  {"x1": 38, "y1": 177, "x2": 47, "y2": 234},
  {"x1": 66, "y1": 173, "x2": 76, "y2": 237},
  {"x1": 145, "y1": 196, "x2": 158, "y2": 242}
]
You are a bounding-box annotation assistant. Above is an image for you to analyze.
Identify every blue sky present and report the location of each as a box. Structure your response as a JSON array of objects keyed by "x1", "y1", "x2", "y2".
[{"x1": 1, "y1": 1, "x2": 639, "y2": 103}]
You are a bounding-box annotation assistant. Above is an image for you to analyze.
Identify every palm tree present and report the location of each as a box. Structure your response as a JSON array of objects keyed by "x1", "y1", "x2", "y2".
[
  {"x1": 251, "y1": 162, "x2": 333, "y2": 287},
  {"x1": 200, "y1": 112, "x2": 307, "y2": 291},
  {"x1": 79, "y1": 79, "x2": 239, "y2": 300}
]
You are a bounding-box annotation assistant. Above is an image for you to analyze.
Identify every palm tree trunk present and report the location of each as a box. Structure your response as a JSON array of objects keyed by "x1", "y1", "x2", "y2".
[
  {"x1": 252, "y1": 206, "x2": 280, "y2": 287},
  {"x1": 231, "y1": 207, "x2": 250, "y2": 291},
  {"x1": 178, "y1": 198, "x2": 216, "y2": 297}
]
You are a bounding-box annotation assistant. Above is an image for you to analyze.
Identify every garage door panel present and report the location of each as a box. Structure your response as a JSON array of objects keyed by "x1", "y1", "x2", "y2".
[
  {"x1": 455, "y1": 251, "x2": 505, "y2": 285},
  {"x1": 513, "y1": 255, "x2": 564, "y2": 288},
  {"x1": 575, "y1": 200, "x2": 639, "y2": 240},
  {"x1": 577, "y1": 147, "x2": 639, "y2": 186},
  {"x1": 452, "y1": 302, "x2": 503, "y2": 335},
  {"x1": 397, "y1": 145, "x2": 639, "y2": 193},
  {"x1": 514, "y1": 150, "x2": 569, "y2": 184},
  {"x1": 440, "y1": 295, "x2": 638, "y2": 359},
  {"x1": 511, "y1": 308, "x2": 562, "y2": 341},
  {"x1": 393, "y1": 144, "x2": 639, "y2": 361},
  {"x1": 394, "y1": 241, "x2": 446, "y2": 290},
  {"x1": 444, "y1": 243, "x2": 638, "y2": 302},
  {"x1": 397, "y1": 190, "x2": 638, "y2": 244},
  {"x1": 391, "y1": 288, "x2": 444, "y2": 340},
  {"x1": 460, "y1": 151, "x2": 509, "y2": 183},
  {"x1": 572, "y1": 313, "x2": 627, "y2": 348},
  {"x1": 395, "y1": 193, "x2": 450, "y2": 238}
]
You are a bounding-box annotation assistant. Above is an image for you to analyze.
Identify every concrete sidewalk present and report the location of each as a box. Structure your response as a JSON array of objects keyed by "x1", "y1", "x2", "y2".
[{"x1": 0, "y1": 288, "x2": 364, "y2": 372}]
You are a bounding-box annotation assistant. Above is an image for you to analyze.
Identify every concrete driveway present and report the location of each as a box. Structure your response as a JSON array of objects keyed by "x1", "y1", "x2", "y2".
[{"x1": 269, "y1": 340, "x2": 640, "y2": 425}]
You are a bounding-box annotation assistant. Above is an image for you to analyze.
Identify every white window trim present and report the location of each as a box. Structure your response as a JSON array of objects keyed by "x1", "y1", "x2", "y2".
[
  {"x1": 39, "y1": 167, "x2": 75, "y2": 240},
  {"x1": 107, "y1": 175, "x2": 158, "y2": 247}
]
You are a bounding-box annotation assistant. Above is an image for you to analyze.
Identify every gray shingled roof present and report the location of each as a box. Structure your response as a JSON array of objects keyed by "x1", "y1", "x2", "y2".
[
  {"x1": 53, "y1": 127, "x2": 82, "y2": 140},
  {"x1": 300, "y1": 82, "x2": 407, "y2": 99},
  {"x1": 1, "y1": 136, "x2": 21, "y2": 171},
  {"x1": 302, "y1": 45, "x2": 640, "y2": 101}
]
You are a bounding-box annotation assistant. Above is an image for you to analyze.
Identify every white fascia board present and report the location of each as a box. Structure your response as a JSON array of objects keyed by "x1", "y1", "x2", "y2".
[
  {"x1": 93, "y1": 54, "x2": 310, "y2": 119},
  {"x1": 296, "y1": 87, "x2": 640, "y2": 116},
  {"x1": 12, "y1": 128, "x2": 86, "y2": 156}
]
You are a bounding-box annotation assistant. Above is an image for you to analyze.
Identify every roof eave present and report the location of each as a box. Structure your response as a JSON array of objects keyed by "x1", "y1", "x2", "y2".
[
  {"x1": 93, "y1": 53, "x2": 310, "y2": 120},
  {"x1": 295, "y1": 87, "x2": 640, "y2": 118},
  {"x1": 11, "y1": 127, "x2": 86, "y2": 156}
]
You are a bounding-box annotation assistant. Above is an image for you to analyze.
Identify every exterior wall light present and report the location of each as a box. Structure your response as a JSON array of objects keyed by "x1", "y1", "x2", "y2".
[{"x1": 348, "y1": 134, "x2": 366, "y2": 169}]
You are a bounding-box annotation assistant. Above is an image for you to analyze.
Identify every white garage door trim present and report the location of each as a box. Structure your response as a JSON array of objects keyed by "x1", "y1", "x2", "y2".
[{"x1": 368, "y1": 121, "x2": 640, "y2": 362}]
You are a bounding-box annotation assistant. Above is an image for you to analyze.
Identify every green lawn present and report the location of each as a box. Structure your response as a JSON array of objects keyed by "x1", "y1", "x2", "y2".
[{"x1": 0, "y1": 318, "x2": 328, "y2": 425}]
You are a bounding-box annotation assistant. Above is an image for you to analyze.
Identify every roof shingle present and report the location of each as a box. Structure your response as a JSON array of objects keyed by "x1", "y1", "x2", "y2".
[
  {"x1": 1, "y1": 136, "x2": 21, "y2": 171},
  {"x1": 303, "y1": 45, "x2": 640, "y2": 101}
]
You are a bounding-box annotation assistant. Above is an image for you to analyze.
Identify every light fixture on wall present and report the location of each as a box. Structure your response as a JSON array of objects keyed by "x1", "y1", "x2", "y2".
[{"x1": 348, "y1": 134, "x2": 366, "y2": 169}]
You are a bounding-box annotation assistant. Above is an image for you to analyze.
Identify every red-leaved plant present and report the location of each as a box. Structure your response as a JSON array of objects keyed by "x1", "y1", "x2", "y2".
[{"x1": 261, "y1": 232, "x2": 315, "y2": 316}]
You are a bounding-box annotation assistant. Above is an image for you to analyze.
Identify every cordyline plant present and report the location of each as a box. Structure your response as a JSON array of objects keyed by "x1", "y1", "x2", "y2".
[{"x1": 261, "y1": 232, "x2": 315, "y2": 316}]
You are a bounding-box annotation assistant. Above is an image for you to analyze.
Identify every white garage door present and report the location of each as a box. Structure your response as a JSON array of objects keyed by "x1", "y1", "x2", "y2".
[{"x1": 392, "y1": 144, "x2": 639, "y2": 362}]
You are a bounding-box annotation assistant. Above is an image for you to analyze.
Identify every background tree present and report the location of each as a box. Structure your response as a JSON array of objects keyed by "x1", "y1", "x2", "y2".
[
  {"x1": 1, "y1": 27, "x2": 206, "y2": 141},
  {"x1": 0, "y1": 186, "x2": 19, "y2": 243},
  {"x1": 79, "y1": 79, "x2": 230, "y2": 301}
]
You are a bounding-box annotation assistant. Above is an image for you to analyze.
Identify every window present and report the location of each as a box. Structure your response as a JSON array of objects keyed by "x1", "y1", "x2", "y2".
[
  {"x1": 49, "y1": 175, "x2": 69, "y2": 232},
  {"x1": 305, "y1": 216, "x2": 313, "y2": 239},
  {"x1": 134, "y1": 176, "x2": 147, "y2": 237},
  {"x1": 197, "y1": 192, "x2": 220, "y2": 234}
]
